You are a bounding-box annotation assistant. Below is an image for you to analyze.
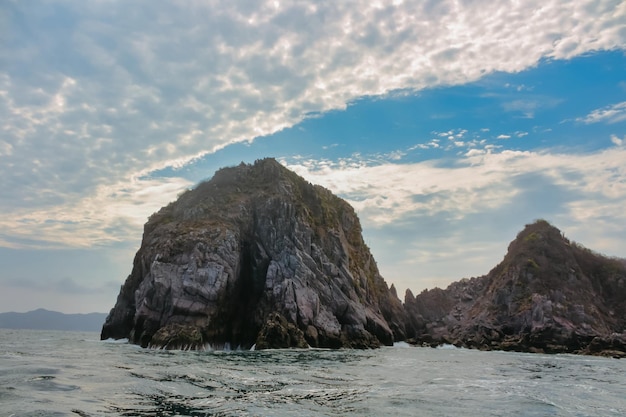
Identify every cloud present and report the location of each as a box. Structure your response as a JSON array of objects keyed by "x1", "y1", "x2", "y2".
[
  {"x1": 409, "y1": 139, "x2": 441, "y2": 150},
  {"x1": 501, "y1": 97, "x2": 567, "y2": 119},
  {"x1": 284, "y1": 145, "x2": 626, "y2": 246},
  {"x1": 1, "y1": 0, "x2": 625, "y2": 249},
  {"x1": 2, "y1": 276, "x2": 119, "y2": 296},
  {"x1": 284, "y1": 147, "x2": 626, "y2": 227},
  {"x1": 501, "y1": 99, "x2": 539, "y2": 118},
  {"x1": 0, "y1": 275, "x2": 121, "y2": 313},
  {"x1": 0, "y1": 176, "x2": 193, "y2": 248},
  {"x1": 578, "y1": 101, "x2": 626, "y2": 124},
  {"x1": 282, "y1": 145, "x2": 626, "y2": 292},
  {"x1": 611, "y1": 134, "x2": 624, "y2": 146}
]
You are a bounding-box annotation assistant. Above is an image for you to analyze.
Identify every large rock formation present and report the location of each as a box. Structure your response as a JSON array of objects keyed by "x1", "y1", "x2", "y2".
[
  {"x1": 101, "y1": 158, "x2": 407, "y2": 349},
  {"x1": 405, "y1": 220, "x2": 626, "y2": 357}
]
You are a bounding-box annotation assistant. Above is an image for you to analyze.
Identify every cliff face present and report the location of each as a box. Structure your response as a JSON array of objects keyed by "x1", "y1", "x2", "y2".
[
  {"x1": 101, "y1": 158, "x2": 406, "y2": 349},
  {"x1": 405, "y1": 220, "x2": 626, "y2": 357}
]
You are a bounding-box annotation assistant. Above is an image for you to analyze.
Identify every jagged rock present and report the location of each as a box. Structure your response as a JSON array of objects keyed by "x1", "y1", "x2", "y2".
[
  {"x1": 405, "y1": 220, "x2": 626, "y2": 357},
  {"x1": 149, "y1": 323, "x2": 204, "y2": 350},
  {"x1": 101, "y1": 158, "x2": 407, "y2": 349},
  {"x1": 255, "y1": 313, "x2": 308, "y2": 349}
]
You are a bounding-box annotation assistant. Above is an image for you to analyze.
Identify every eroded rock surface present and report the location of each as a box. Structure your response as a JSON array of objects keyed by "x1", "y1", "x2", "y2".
[
  {"x1": 101, "y1": 158, "x2": 407, "y2": 349},
  {"x1": 405, "y1": 220, "x2": 626, "y2": 357}
]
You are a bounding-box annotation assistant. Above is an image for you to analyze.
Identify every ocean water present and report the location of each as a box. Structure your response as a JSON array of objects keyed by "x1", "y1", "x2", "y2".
[{"x1": 1, "y1": 329, "x2": 625, "y2": 416}]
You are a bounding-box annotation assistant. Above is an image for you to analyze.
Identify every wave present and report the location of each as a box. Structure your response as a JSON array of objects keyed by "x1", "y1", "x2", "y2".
[{"x1": 101, "y1": 337, "x2": 129, "y2": 344}]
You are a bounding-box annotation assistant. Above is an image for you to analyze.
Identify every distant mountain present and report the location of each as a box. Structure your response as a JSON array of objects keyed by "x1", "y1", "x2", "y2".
[
  {"x1": 0, "y1": 309, "x2": 107, "y2": 332},
  {"x1": 404, "y1": 220, "x2": 626, "y2": 357}
]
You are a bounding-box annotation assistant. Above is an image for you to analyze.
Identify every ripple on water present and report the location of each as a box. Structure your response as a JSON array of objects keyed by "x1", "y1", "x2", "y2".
[
  {"x1": 28, "y1": 375, "x2": 80, "y2": 392},
  {"x1": 2, "y1": 330, "x2": 626, "y2": 416}
]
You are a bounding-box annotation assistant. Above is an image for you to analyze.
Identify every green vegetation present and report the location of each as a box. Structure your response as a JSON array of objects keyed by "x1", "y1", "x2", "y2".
[
  {"x1": 524, "y1": 232, "x2": 539, "y2": 242},
  {"x1": 526, "y1": 258, "x2": 540, "y2": 270}
]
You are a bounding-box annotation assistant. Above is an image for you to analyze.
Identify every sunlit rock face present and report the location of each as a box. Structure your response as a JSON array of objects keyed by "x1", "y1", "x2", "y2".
[
  {"x1": 405, "y1": 220, "x2": 626, "y2": 357},
  {"x1": 101, "y1": 158, "x2": 407, "y2": 349}
]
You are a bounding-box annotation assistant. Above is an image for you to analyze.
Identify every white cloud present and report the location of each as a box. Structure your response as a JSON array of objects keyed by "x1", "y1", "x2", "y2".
[
  {"x1": 386, "y1": 150, "x2": 406, "y2": 160},
  {"x1": 283, "y1": 146, "x2": 626, "y2": 292},
  {"x1": 285, "y1": 148, "x2": 626, "y2": 228},
  {"x1": 1, "y1": 0, "x2": 625, "y2": 249},
  {"x1": 0, "y1": 176, "x2": 193, "y2": 249},
  {"x1": 578, "y1": 102, "x2": 626, "y2": 124},
  {"x1": 409, "y1": 139, "x2": 440, "y2": 151}
]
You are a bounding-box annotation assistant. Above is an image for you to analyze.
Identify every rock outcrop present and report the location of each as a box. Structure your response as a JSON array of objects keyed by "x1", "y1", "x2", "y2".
[
  {"x1": 405, "y1": 220, "x2": 626, "y2": 357},
  {"x1": 101, "y1": 158, "x2": 407, "y2": 349}
]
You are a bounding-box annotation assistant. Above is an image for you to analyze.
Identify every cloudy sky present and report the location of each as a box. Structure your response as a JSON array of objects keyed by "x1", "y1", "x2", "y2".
[{"x1": 1, "y1": 0, "x2": 625, "y2": 314}]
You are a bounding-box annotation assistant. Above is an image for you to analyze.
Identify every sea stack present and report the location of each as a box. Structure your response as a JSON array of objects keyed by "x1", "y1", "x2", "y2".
[
  {"x1": 404, "y1": 220, "x2": 626, "y2": 357},
  {"x1": 101, "y1": 158, "x2": 407, "y2": 349}
]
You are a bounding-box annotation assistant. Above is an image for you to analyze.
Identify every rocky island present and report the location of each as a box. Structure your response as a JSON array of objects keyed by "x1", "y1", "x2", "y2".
[
  {"x1": 404, "y1": 220, "x2": 626, "y2": 357},
  {"x1": 101, "y1": 158, "x2": 406, "y2": 349},
  {"x1": 102, "y1": 159, "x2": 625, "y2": 357}
]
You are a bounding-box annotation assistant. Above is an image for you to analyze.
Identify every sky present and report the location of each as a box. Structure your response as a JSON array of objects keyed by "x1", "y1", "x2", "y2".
[{"x1": 1, "y1": 0, "x2": 625, "y2": 314}]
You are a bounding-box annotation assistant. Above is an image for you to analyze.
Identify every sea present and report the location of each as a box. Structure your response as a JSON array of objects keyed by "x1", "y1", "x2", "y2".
[{"x1": 1, "y1": 329, "x2": 625, "y2": 417}]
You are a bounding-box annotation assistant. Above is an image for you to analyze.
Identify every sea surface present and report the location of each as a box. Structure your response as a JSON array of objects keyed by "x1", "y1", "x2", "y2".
[{"x1": 1, "y1": 329, "x2": 625, "y2": 416}]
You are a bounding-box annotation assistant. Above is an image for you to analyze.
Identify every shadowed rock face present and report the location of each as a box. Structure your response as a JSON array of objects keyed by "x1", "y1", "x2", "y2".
[
  {"x1": 101, "y1": 158, "x2": 407, "y2": 349},
  {"x1": 405, "y1": 220, "x2": 626, "y2": 357}
]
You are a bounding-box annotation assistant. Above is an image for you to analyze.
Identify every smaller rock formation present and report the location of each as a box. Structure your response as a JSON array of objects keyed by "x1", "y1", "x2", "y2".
[
  {"x1": 149, "y1": 323, "x2": 204, "y2": 350},
  {"x1": 255, "y1": 313, "x2": 308, "y2": 350},
  {"x1": 405, "y1": 220, "x2": 626, "y2": 357}
]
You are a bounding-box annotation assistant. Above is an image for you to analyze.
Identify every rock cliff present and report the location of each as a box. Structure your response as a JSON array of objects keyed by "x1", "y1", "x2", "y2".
[
  {"x1": 101, "y1": 158, "x2": 407, "y2": 349},
  {"x1": 405, "y1": 220, "x2": 626, "y2": 357}
]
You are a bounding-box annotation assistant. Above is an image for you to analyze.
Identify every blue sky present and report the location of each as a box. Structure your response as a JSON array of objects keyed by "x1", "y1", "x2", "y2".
[{"x1": 1, "y1": 0, "x2": 625, "y2": 313}]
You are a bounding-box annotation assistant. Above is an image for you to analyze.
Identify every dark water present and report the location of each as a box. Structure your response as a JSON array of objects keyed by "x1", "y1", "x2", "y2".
[{"x1": 1, "y1": 329, "x2": 625, "y2": 416}]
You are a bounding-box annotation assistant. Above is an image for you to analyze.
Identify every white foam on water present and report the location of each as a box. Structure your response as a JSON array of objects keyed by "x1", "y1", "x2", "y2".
[
  {"x1": 199, "y1": 342, "x2": 247, "y2": 352},
  {"x1": 436, "y1": 343, "x2": 460, "y2": 350},
  {"x1": 101, "y1": 337, "x2": 129, "y2": 344}
]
